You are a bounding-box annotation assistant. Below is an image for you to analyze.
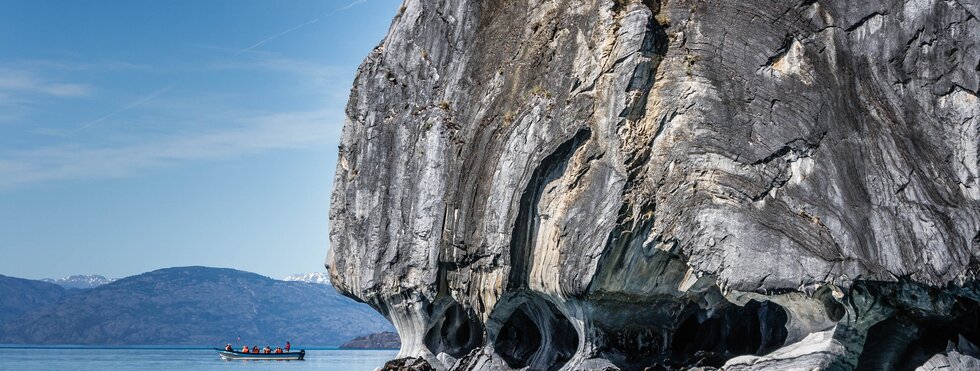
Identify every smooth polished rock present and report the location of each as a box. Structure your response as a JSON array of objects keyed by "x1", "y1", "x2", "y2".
[{"x1": 328, "y1": 0, "x2": 980, "y2": 369}]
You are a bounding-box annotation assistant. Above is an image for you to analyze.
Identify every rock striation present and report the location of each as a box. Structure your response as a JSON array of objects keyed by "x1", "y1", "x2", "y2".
[{"x1": 327, "y1": 0, "x2": 980, "y2": 369}]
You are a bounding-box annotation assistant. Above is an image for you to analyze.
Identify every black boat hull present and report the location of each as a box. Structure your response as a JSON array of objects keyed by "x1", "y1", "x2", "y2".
[{"x1": 214, "y1": 348, "x2": 305, "y2": 360}]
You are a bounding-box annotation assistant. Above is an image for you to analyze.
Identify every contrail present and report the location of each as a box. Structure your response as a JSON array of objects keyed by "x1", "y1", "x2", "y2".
[
  {"x1": 75, "y1": 82, "x2": 176, "y2": 132},
  {"x1": 237, "y1": 0, "x2": 370, "y2": 55},
  {"x1": 238, "y1": 18, "x2": 320, "y2": 54},
  {"x1": 331, "y1": 0, "x2": 369, "y2": 13}
]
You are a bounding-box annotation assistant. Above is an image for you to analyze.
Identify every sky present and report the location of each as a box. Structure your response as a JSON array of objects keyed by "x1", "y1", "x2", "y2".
[{"x1": 0, "y1": 0, "x2": 402, "y2": 280}]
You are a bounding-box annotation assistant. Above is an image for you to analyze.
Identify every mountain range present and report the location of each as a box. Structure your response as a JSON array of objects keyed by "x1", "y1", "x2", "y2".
[
  {"x1": 0, "y1": 275, "x2": 67, "y2": 326},
  {"x1": 0, "y1": 267, "x2": 392, "y2": 346}
]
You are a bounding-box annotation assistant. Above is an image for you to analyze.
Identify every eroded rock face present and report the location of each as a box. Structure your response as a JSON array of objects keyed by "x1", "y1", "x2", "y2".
[{"x1": 327, "y1": 0, "x2": 980, "y2": 369}]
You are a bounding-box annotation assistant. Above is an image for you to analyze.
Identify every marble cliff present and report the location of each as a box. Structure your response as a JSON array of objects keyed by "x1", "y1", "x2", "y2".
[{"x1": 327, "y1": 0, "x2": 980, "y2": 369}]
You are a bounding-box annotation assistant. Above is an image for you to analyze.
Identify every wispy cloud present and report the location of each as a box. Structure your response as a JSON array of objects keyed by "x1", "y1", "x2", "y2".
[
  {"x1": 5, "y1": 58, "x2": 149, "y2": 72},
  {"x1": 0, "y1": 60, "x2": 151, "y2": 125},
  {"x1": 0, "y1": 109, "x2": 341, "y2": 189},
  {"x1": 0, "y1": 0, "x2": 371, "y2": 188},
  {"x1": 0, "y1": 68, "x2": 94, "y2": 98}
]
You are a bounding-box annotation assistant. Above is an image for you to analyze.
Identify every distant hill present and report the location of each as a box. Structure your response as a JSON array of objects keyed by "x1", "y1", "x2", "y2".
[
  {"x1": 341, "y1": 331, "x2": 401, "y2": 349},
  {"x1": 0, "y1": 267, "x2": 392, "y2": 346},
  {"x1": 42, "y1": 275, "x2": 115, "y2": 289},
  {"x1": 283, "y1": 272, "x2": 331, "y2": 285},
  {"x1": 0, "y1": 275, "x2": 67, "y2": 326}
]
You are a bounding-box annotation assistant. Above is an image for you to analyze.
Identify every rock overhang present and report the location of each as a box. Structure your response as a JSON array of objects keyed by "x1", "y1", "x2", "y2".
[{"x1": 327, "y1": 0, "x2": 980, "y2": 369}]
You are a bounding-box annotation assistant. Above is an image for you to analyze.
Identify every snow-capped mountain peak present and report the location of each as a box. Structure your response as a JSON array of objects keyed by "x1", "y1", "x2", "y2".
[
  {"x1": 283, "y1": 272, "x2": 331, "y2": 285},
  {"x1": 42, "y1": 275, "x2": 115, "y2": 289}
]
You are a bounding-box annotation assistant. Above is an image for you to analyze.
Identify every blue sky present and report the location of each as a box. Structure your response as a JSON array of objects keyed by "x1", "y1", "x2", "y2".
[{"x1": 0, "y1": 0, "x2": 401, "y2": 280}]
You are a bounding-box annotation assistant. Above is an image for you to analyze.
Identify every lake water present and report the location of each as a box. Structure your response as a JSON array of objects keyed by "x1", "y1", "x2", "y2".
[{"x1": 0, "y1": 347, "x2": 398, "y2": 371}]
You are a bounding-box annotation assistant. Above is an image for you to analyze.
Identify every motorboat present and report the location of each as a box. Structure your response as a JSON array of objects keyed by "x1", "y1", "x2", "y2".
[{"x1": 214, "y1": 348, "x2": 305, "y2": 360}]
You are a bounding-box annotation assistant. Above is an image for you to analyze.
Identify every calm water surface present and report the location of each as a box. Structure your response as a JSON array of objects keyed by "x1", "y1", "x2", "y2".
[{"x1": 0, "y1": 347, "x2": 398, "y2": 371}]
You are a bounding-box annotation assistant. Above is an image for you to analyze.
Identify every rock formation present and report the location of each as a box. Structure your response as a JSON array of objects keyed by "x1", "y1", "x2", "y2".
[
  {"x1": 341, "y1": 331, "x2": 402, "y2": 349},
  {"x1": 327, "y1": 0, "x2": 980, "y2": 369}
]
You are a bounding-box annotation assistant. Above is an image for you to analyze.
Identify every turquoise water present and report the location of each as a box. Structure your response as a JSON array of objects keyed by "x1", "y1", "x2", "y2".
[{"x1": 0, "y1": 347, "x2": 398, "y2": 371}]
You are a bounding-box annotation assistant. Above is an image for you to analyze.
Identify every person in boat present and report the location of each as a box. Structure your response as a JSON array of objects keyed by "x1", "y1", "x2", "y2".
[
  {"x1": 241, "y1": 345, "x2": 250, "y2": 353},
  {"x1": 225, "y1": 344, "x2": 233, "y2": 351},
  {"x1": 263, "y1": 346, "x2": 271, "y2": 354},
  {"x1": 274, "y1": 347, "x2": 283, "y2": 354},
  {"x1": 252, "y1": 346, "x2": 259, "y2": 353},
  {"x1": 285, "y1": 341, "x2": 291, "y2": 352}
]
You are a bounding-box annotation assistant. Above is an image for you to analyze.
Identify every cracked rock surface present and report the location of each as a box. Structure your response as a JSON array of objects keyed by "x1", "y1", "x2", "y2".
[{"x1": 327, "y1": 0, "x2": 980, "y2": 370}]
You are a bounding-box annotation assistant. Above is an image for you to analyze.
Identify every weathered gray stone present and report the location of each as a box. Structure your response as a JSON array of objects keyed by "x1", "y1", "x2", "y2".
[
  {"x1": 915, "y1": 336, "x2": 980, "y2": 371},
  {"x1": 327, "y1": 0, "x2": 980, "y2": 369}
]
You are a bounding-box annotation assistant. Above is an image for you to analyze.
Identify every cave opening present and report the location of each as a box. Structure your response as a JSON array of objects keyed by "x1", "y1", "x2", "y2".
[
  {"x1": 545, "y1": 302, "x2": 579, "y2": 369},
  {"x1": 492, "y1": 298, "x2": 579, "y2": 371},
  {"x1": 424, "y1": 302, "x2": 484, "y2": 358},
  {"x1": 595, "y1": 324, "x2": 666, "y2": 369},
  {"x1": 668, "y1": 300, "x2": 789, "y2": 368},
  {"x1": 856, "y1": 297, "x2": 980, "y2": 371},
  {"x1": 495, "y1": 304, "x2": 542, "y2": 368}
]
